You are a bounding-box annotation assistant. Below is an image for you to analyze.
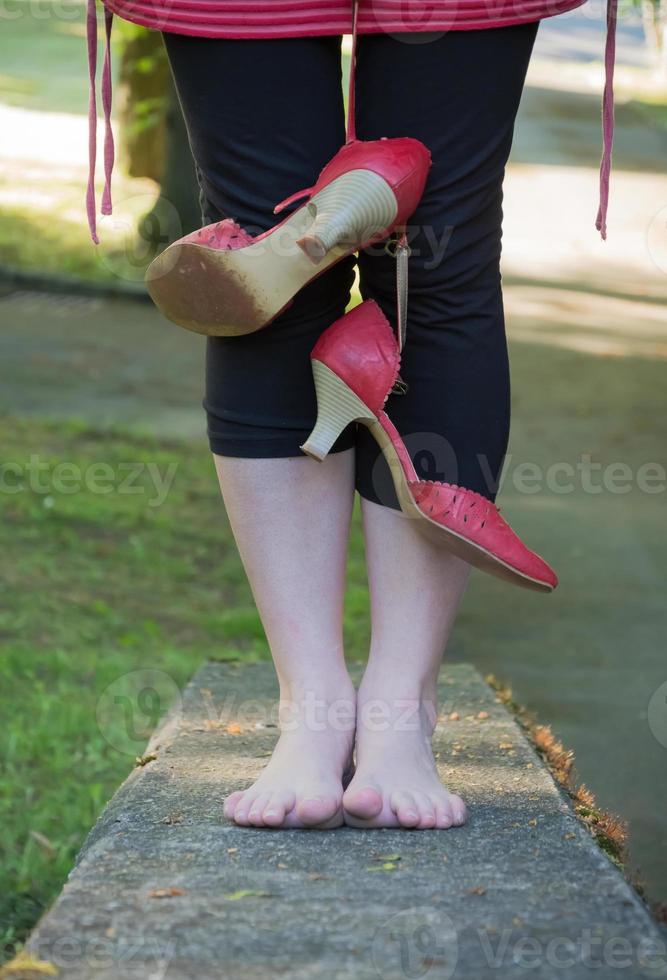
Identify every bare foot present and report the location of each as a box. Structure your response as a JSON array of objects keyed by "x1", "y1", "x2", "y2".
[
  {"x1": 224, "y1": 682, "x2": 355, "y2": 829},
  {"x1": 343, "y1": 683, "x2": 467, "y2": 829}
]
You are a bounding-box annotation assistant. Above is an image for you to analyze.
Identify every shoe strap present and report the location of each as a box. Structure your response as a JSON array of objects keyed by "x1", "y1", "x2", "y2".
[
  {"x1": 385, "y1": 226, "x2": 410, "y2": 394},
  {"x1": 395, "y1": 228, "x2": 409, "y2": 353},
  {"x1": 385, "y1": 227, "x2": 410, "y2": 354},
  {"x1": 347, "y1": 0, "x2": 359, "y2": 143},
  {"x1": 349, "y1": 1, "x2": 410, "y2": 380}
]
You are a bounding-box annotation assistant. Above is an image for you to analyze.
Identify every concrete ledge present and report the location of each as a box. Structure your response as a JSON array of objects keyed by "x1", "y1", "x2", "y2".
[{"x1": 23, "y1": 662, "x2": 667, "y2": 980}]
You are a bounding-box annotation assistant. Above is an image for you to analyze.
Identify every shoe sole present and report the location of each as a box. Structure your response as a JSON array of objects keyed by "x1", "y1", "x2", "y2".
[{"x1": 145, "y1": 169, "x2": 398, "y2": 337}]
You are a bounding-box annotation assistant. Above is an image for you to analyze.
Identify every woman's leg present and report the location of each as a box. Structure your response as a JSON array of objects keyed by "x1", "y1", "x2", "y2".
[
  {"x1": 345, "y1": 23, "x2": 540, "y2": 827},
  {"x1": 346, "y1": 501, "x2": 471, "y2": 828},
  {"x1": 163, "y1": 33, "x2": 357, "y2": 827},
  {"x1": 215, "y1": 453, "x2": 357, "y2": 829}
]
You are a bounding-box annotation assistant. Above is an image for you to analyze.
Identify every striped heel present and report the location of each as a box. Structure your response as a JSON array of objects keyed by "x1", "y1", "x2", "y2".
[
  {"x1": 300, "y1": 360, "x2": 375, "y2": 460},
  {"x1": 297, "y1": 169, "x2": 399, "y2": 264}
]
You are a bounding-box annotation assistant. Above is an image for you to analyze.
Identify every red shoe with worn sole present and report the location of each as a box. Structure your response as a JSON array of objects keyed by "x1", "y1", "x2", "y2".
[
  {"x1": 301, "y1": 300, "x2": 558, "y2": 594},
  {"x1": 145, "y1": 138, "x2": 430, "y2": 337},
  {"x1": 144, "y1": 0, "x2": 431, "y2": 338}
]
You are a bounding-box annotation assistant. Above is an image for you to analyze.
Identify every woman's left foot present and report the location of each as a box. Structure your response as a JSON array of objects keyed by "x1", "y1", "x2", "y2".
[{"x1": 343, "y1": 684, "x2": 467, "y2": 829}]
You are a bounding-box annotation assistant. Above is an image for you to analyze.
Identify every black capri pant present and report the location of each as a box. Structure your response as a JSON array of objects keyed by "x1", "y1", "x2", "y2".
[{"x1": 162, "y1": 23, "x2": 539, "y2": 508}]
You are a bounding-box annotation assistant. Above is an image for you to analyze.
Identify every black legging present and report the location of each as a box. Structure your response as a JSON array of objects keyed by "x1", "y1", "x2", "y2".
[{"x1": 162, "y1": 23, "x2": 539, "y2": 507}]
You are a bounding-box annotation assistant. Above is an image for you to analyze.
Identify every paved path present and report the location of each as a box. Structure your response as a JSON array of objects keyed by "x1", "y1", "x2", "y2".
[
  {"x1": 0, "y1": 287, "x2": 205, "y2": 440},
  {"x1": 24, "y1": 662, "x2": 667, "y2": 980},
  {"x1": 507, "y1": 10, "x2": 667, "y2": 299}
]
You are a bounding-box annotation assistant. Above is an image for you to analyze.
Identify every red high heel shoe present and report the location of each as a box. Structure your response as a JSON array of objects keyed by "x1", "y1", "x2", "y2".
[
  {"x1": 145, "y1": 1, "x2": 431, "y2": 337},
  {"x1": 301, "y1": 300, "x2": 558, "y2": 594},
  {"x1": 145, "y1": 138, "x2": 430, "y2": 336}
]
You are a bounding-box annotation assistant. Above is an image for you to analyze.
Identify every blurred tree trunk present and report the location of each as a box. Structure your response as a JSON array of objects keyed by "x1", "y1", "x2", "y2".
[
  {"x1": 116, "y1": 28, "x2": 168, "y2": 180},
  {"x1": 116, "y1": 26, "x2": 201, "y2": 247},
  {"x1": 151, "y1": 82, "x2": 202, "y2": 237}
]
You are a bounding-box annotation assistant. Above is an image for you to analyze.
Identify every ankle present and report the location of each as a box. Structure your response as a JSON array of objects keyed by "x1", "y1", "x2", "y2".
[
  {"x1": 355, "y1": 681, "x2": 438, "y2": 741},
  {"x1": 358, "y1": 666, "x2": 438, "y2": 711},
  {"x1": 277, "y1": 672, "x2": 356, "y2": 737},
  {"x1": 278, "y1": 666, "x2": 355, "y2": 701}
]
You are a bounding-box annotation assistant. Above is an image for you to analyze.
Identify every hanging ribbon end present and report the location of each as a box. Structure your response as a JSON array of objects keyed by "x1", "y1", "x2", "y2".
[
  {"x1": 595, "y1": 205, "x2": 608, "y2": 241},
  {"x1": 594, "y1": 0, "x2": 617, "y2": 244},
  {"x1": 87, "y1": 192, "x2": 100, "y2": 245}
]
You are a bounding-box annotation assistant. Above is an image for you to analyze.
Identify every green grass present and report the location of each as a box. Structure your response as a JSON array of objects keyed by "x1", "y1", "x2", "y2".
[
  {"x1": 0, "y1": 9, "x2": 352, "y2": 286},
  {"x1": 0, "y1": 415, "x2": 370, "y2": 960},
  {"x1": 0, "y1": 1, "x2": 90, "y2": 115},
  {"x1": 0, "y1": 170, "x2": 164, "y2": 287},
  {"x1": 630, "y1": 93, "x2": 667, "y2": 133}
]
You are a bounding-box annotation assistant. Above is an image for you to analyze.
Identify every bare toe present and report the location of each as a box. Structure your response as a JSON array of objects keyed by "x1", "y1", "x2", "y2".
[
  {"x1": 391, "y1": 791, "x2": 420, "y2": 828},
  {"x1": 247, "y1": 793, "x2": 271, "y2": 827},
  {"x1": 262, "y1": 793, "x2": 292, "y2": 827},
  {"x1": 414, "y1": 792, "x2": 436, "y2": 829},
  {"x1": 223, "y1": 790, "x2": 244, "y2": 820},
  {"x1": 450, "y1": 795, "x2": 468, "y2": 826},
  {"x1": 295, "y1": 795, "x2": 340, "y2": 827},
  {"x1": 435, "y1": 803, "x2": 454, "y2": 828},
  {"x1": 342, "y1": 783, "x2": 383, "y2": 819},
  {"x1": 232, "y1": 792, "x2": 256, "y2": 826}
]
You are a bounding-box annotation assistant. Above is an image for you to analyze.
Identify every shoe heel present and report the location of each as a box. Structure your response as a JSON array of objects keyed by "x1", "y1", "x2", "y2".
[
  {"x1": 301, "y1": 360, "x2": 376, "y2": 461},
  {"x1": 297, "y1": 170, "x2": 398, "y2": 264}
]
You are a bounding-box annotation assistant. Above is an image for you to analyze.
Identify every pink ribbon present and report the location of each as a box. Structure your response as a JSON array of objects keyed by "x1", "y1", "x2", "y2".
[
  {"x1": 86, "y1": 0, "x2": 115, "y2": 244},
  {"x1": 596, "y1": 0, "x2": 617, "y2": 240},
  {"x1": 84, "y1": 0, "x2": 616, "y2": 244}
]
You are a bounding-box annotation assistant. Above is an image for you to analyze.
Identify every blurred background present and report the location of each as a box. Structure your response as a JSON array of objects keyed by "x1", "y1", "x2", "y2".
[{"x1": 1, "y1": 0, "x2": 666, "y2": 961}]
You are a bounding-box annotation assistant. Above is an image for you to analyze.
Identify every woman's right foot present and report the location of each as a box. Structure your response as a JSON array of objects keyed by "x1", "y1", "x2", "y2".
[{"x1": 223, "y1": 681, "x2": 356, "y2": 829}]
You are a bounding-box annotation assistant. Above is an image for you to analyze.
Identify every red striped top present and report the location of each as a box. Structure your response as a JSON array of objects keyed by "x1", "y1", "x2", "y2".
[
  {"x1": 85, "y1": 0, "x2": 618, "y2": 245},
  {"x1": 100, "y1": 0, "x2": 588, "y2": 37}
]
